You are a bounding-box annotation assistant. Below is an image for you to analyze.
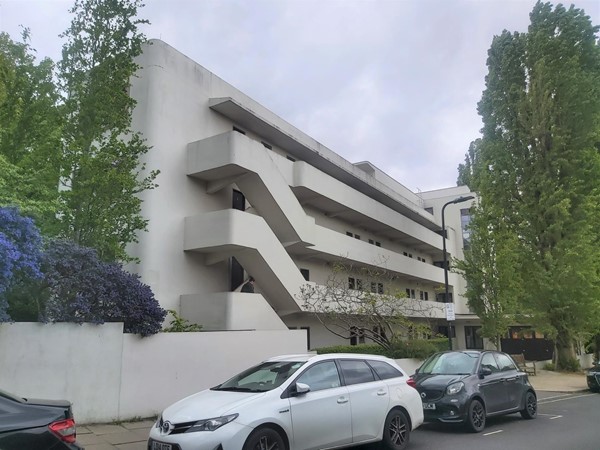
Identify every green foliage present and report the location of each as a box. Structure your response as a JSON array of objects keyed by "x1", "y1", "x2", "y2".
[
  {"x1": 0, "y1": 31, "x2": 62, "y2": 234},
  {"x1": 559, "y1": 358, "x2": 581, "y2": 373},
  {"x1": 57, "y1": 0, "x2": 158, "y2": 262},
  {"x1": 543, "y1": 362, "x2": 555, "y2": 371},
  {"x1": 315, "y1": 338, "x2": 447, "y2": 360},
  {"x1": 457, "y1": 1, "x2": 600, "y2": 367},
  {"x1": 162, "y1": 310, "x2": 202, "y2": 333}
]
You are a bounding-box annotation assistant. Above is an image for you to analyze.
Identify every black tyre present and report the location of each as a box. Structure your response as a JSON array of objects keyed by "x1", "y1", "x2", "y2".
[
  {"x1": 465, "y1": 399, "x2": 486, "y2": 433},
  {"x1": 520, "y1": 391, "x2": 537, "y2": 419},
  {"x1": 381, "y1": 409, "x2": 410, "y2": 450},
  {"x1": 243, "y1": 426, "x2": 286, "y2": 450}
]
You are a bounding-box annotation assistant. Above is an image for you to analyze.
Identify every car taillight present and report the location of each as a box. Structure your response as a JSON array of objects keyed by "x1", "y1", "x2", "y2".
[
  {"x1": 49, "y1": 418, "x2": 77, "y2": 443},
  {"x1": 407, "y1": 377, "x2": 417, "y2": 389}
]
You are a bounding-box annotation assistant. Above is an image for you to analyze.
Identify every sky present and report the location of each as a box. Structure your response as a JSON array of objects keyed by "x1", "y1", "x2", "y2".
[{"x1": 1, "y1": 0, "x2": 599, "y2": 193}]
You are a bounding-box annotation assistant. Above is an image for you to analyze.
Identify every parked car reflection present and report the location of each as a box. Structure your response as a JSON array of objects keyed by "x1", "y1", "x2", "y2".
[{"x1": 411, "y1": 350, "x2": 537, "y2": 432}]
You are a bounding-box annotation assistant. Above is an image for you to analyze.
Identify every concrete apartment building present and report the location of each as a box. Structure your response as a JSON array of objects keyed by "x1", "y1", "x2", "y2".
[{"x1": 128, "y1": 40, "x2": 480, "y2": 351}]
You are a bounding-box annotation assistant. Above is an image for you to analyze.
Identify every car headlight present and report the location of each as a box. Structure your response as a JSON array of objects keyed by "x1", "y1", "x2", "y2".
[
  {"x1": 446, "y1": 382, "x2": 464, "y2": 395},
  {"x1": 187, "y1": 414, "x2": 239, "y2": 432}
]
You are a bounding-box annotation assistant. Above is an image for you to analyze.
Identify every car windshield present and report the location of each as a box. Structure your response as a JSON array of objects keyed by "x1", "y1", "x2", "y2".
[
  {"x1": 212, "y1": 361, "x2": 306, "y2": 393},
  {"x1": 419, "y1": 352, "x2": 479, "y2": 375}
]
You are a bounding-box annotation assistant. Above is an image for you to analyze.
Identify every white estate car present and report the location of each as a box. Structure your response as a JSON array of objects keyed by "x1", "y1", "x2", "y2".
[{"x1": 148, "y1": 353, "x2": 424, "y2": 450}]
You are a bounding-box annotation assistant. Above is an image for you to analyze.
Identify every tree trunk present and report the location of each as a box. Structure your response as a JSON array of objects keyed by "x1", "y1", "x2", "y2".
[{"x1": 555, "y1": 329, "x2": 577, "y2": 370}]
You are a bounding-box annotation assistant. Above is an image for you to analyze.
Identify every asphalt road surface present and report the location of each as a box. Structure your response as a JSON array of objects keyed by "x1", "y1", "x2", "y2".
[{"x1": 346, "y1": 391, "x2": 599, "y2": 450}]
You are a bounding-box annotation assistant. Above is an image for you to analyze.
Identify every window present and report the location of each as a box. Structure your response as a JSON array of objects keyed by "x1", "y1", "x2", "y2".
[
  {"x1": 350, "y1": 327, "x2": 365, "y2": 345},
  {"x1": 261, "y1": 141, "x2": 272, "y2": 150},
  {"x1": 495, "y1": 353, "x2": 517, "y2": 372},
  {"x1": 424, "y1": 291, "x2": 429, "y2": 301},
  {"x1": 425, "y1": 207, "x2": 433, "y2": 215},
  {"x1": 300, "y1": 268, "x2": 310, "y2": 281},
  {"x1": 371, "y1": 283, "x2": 384, "y2": 294},
  {"x1": 480, "y1": 353, "x2": 500, "y2": 373},
  {"x1": 461, "y1": 208, "x2": 472, "y2": 250},
  {"x1": 403, "y1": 252, "x2": 408, "y2": 256},
  {"x1": 348, "y1": 277, "x2": 355, "y2": 289},
  {"x1": 465, "y1": 326, "x2": 484, "y2": 349},
  {"x1": 368, "y1": 360, "x2": 403, "y2": 380},
  {"x1": 373, "y1": 326, "x2": 387, "y2": 341},
  {"x1": 375, "y1": 241, "x2": 381, "y2": 247},
  {"x1": 436, "y1": 292, "x2": 452, "y2": 303},
  {"x1": 437, "y1": 325, "x2": 455, "y2": 338},
  {"x1": 419, "y1": 290, "x2": 424, "y2": 300},
  {"x1": 296, "y1": 362, "x2": 341, "y2": 391},
  {"x1": 369, "y1": 239, "x2": 374, "y2": 244},
  {"x1": 346, "y1": 231, "x2": 353, "y2": 237},
  {"x1": 354, "y1": 234, "x2": 360, "y2": 240},
  {"x1": 233, "y1": 126, "x2": 246, "y2": 135},
  {"x1": 409, "y1": 253, "x2": 413, "y2": 258},
  {"x1": 286, "y1": 155, "x2": 296, "y2": 162},
  {"x1": 356, "y1": 279, "x2": 363, "y2": 290},
  {"x1": 339, "y1": 360, "x2": 375, "y2": 385}
]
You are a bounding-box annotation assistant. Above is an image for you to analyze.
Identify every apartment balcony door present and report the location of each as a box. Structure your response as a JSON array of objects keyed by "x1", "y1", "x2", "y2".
[{"x1": 230, "y1": 189, "x2": 246, "y2": 291}]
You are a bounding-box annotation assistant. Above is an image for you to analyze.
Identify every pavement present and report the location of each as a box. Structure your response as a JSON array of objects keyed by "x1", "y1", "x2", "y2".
[{"x1": 76, "y1": 369, "x2": 590, "y2": 449}]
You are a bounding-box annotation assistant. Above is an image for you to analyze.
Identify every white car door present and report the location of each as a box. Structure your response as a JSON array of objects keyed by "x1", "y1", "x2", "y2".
[
  {"x1": 338, "y1": 359, "x2": 389, "y2": 443},
  {"x1": 288, "y1": 361, "x2": 352, "y2": 450}
]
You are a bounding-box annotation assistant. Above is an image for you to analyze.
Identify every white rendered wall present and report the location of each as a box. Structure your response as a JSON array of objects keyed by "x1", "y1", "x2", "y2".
[{"x1": 0, "y1": 323, "x2": 307, "y2": 423}]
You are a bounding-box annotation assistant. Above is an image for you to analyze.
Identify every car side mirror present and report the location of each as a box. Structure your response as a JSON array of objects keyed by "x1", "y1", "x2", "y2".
[
  {"x1": 479, "y1": 367, "x2": 492, "y2": 378},
  {"x1": 290, "y1": 382, "x2": 310, "y2": 397}
]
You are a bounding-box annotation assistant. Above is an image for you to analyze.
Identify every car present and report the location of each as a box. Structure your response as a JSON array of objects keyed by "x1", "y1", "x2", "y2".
[
  {"x1": 411, "y1": 350, "x2": 537, "y2": 432},
  {"x1": 148, "y1": 353, "x2": 424, "y2": 450},
  {"x1": 0, "y1": 389, "x2": 83, "y2": 449},
  {"x1": 587, "y1": 362, "x2": 600, "y2": 392}
]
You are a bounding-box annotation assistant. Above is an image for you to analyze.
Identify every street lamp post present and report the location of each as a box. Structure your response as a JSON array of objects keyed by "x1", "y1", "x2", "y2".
[{"x1": 441, "y1": 196, "x2": 475, "y2": 350}]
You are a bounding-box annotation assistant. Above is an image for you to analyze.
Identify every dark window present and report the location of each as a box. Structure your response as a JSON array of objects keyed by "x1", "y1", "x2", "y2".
[
  {"x1": 368, "y1": 360, "x2": 403, "y2": 380},
  {"x1": 405, "y1": 288, "x2": 410, "y2": 297},
  {"x1": 410, "y1": 289, "x2": 415, "y2": 299},
  {"x1": 301, "y1": 326, "x2": 310, "y2": 350},
  {"x1": 296, "y1": 361, "x2": 341, "y2": 391},
  {"x1": 300, "y1": 268, "x2": 310, "y2": 281},
  {"x1": 369, "y1": 239, "x2": 374, "y2": 244},
  {"x1": 350, "y1": 327, "x2": 365, "y2": 345},
  {"x1": 261, "y1": 141, "x2": 273, "y2": 150},
  {"x1": 436, "y1": 292, "x2": 452, "y2": 303},
  {"x1": 408, "y1": 253, "x2": 413, "y2": 258},
  {"x1": 371, "y1": 282, "x2": 377, "y2": 293},
  {"x1": 230, "y1": 257, "x2": 244, "y2": 291},
  {"x1": 424, "y1": 292, "x2": 429, "y2": 301},
  {"x1": 232, "y1": 189, "x2": 245, "y2": 211},
  {"x1": 465, "y1": 326, "x2": 484, "y2": 349},
  {"x1": 419, "y1": 290, "x2": 424, "y2": 300},
  {"x1": 373, "y1": 326, "x2": 387, "y2": 341},
  {"x1": 425, "y1": 207, "x2": 433, "y2": 214},
  {"x1": 403, "y1": 252, "x2": 408, "y2": 256},
  {"x1": 480, "y1": 353, "x2": 500, "y2": 373},
  {"x1": 233, "y1": 126, "x2": 246, "y2": 135},
  {"x1": 339, "y1": 360, "x2": 375, "y2": 385},
  {"x1": 348, "y1": 277, "x2": 355, "y2": 289},
  {"x1": 461, "y1": 208, "x2": 472, "y2": 250},
  {"x1": 437, "y1": 325, "x2": 456, "y2": 338},
  {"x1": 495, "y1": 353, "x2": 517, "y2": 371},
  {"x1": 287, "y1": 155, "x2": 296, "y2": 162},
  {"x1": 377, "y1": 283, "x2": 384, "y2": 294},
  {"x1": 354, "y1": 234, "x2": 360, "y2": 240},
  {"x1": 356, "y1": 279, "x2": 363, "y2": 290},
  {"x1": 375, "y1": 242, "x2": 381, "y2": 247},
  {"x1": 346, "y1": 231, "x2": 353, "y2": 237}
]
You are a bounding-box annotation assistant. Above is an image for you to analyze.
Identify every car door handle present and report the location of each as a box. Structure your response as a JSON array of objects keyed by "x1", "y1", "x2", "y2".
[
  {"x1": 337, "y1": 396, "x2": 349, "y2": 404},
  {"x1": 377, "y1": 390, "x2": 387, "y2": 396},
  {"x1": 503, "y1": 377, "x2": 518, "y2": 382}
]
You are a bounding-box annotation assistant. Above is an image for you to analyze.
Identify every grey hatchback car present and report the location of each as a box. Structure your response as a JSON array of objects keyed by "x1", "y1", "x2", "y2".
[{"x1": 411, "y1": 350, "x2": 537, "y2": 432}]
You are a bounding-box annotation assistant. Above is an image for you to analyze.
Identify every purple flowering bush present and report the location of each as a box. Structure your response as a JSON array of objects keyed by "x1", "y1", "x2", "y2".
[
  {"x1": 0, "y1": 207, "x2": 43, "y2": 321},
  {"x1": 41, "y1": 240, "x2": 166, "y2": 336}
]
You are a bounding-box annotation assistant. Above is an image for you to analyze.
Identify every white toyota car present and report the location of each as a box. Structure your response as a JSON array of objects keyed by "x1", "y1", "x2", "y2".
[{"x1": 148, "y1": 353, "x2": 424, "y2": 450}]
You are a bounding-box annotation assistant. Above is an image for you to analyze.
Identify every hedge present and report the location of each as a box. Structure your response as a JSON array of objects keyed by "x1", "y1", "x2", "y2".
[{"x1": 315, "y1": 338, "x2": 448, "y2": 360}]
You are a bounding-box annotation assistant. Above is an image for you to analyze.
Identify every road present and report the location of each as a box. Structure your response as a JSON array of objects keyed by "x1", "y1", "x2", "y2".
[{"x1": 401, "y1": 391, "x2": 600, "y2": 450}]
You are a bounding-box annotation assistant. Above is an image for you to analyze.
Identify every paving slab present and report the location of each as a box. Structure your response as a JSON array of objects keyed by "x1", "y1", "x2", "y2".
[
  {"x1": 122, "y1": 420, "x2": 156, "y2": 430},
  {"x1": 102, "y1": 429, "x2": 149, "y2": 445},
  {"x1": 116, "y1": 442, "x2": 148, "y2": 450},
  {"x1": 76, "y1": 433, "x2": 109, "y2": 446},
  {"x1": 87, "y1": 424, "x2": 129, "y2": 435},
  {"x1": 83, "y1": 444, "x2": 118, "y2": 450}
]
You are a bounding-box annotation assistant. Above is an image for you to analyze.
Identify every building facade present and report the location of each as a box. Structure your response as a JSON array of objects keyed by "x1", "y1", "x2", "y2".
[{"x1": 128, "y1": 40, "x2": 481, "y2": 350}]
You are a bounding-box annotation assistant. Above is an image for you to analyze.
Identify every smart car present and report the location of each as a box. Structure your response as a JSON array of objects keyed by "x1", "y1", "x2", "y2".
[
  {"x1": 412, "y1": 350, "x2": 537, "y2": 432},
  {"x1": 148, "y1": 353, "x2": 424, "y2": 450}
]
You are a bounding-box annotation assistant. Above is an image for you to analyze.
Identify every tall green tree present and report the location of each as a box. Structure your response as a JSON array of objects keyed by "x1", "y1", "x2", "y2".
[
  {"x1": 460, "y1": 2, "x2": 600, "y2": 369},
  {"x1": 57, "y1": 0, "x2": 158, "y2": 262},
  {"x1": 0, "y1": 31, "x2": 62, "y2": 233}
]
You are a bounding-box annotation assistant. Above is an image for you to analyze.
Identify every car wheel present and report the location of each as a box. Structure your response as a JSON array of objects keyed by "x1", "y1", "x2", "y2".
[
  {"x1": 520, "y1": 391, "x2": 537, "y2": 419},
  {"x1": 381, "y1": 409, "x2": 410, "y2": 450},
  {"x1": 465, "y1": 399, "x2": 486, "y2": 433},
  {"x1": 243, "y1": 426, "x2": 286, "y2": 450}
]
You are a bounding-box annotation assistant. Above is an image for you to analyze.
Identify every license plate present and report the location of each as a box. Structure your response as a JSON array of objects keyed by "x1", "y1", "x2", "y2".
[
  {"x1": 423, "y1": 402, "x2": 436, "y2": 410},
  {"x1": 151, "y1": 441, "x2": 172, "y2": 450}
]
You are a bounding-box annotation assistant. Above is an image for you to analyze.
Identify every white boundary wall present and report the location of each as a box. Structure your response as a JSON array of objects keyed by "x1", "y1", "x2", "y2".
[{"x1": 0, "y1": 323, "x2": 307, "y2": 423}]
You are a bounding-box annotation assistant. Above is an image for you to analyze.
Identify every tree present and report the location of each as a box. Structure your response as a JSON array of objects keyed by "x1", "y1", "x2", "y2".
[
  {"x1": 57, "y1": 0, "x2": 158, "y2": 262},
  {"x1": 454, "y1": 202, "x2": 522, "y2": 349},
  {"x1": 0, "y1": 31, "x2": 62, "y2": 233},
  {"x1": 459, "y1": 2, "x2": 600, "y2": 369},
  {"x1": 0, "y1": 207, "x2": 43, "y2": 321},
  {"x1": 300, "y1": 260, "x2": 443, "y2": 350},
  {"x1": 38, "y1": 239, "x2": 166, "y2": 336}
]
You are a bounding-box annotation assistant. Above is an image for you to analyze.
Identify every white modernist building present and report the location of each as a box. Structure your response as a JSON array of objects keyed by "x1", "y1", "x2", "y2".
[{"x1": 128, "y1": 40, "x2": 481, "y2": 350}]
